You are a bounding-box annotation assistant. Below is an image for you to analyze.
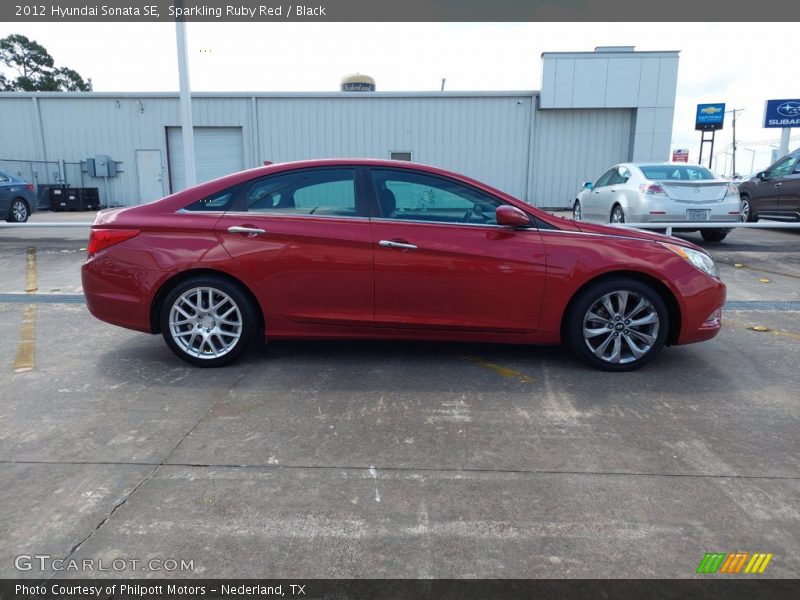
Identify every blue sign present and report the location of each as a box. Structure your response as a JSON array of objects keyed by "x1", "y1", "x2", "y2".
[
  {"x1": 764, "y1": 99, "x2": 800, "y2": 128},
  {"x1": 695, "y1": 103, "x2": 726, "y2": 131}
]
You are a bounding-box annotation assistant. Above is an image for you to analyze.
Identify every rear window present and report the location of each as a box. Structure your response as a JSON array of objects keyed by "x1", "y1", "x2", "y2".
[{"x1": 640, "y1": 166, "x2": 716, "y2": 181}]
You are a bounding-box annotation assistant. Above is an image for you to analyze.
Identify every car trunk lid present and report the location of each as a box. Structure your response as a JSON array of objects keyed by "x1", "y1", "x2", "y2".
[{"x1": 657, "y1": 181, "x2": 730, "y2": 203}]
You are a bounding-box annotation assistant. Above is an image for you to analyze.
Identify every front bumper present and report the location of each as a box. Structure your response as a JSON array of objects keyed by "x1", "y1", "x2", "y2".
[{"x1": 673, "y1": 269, "x2": 726, "y2": 345}]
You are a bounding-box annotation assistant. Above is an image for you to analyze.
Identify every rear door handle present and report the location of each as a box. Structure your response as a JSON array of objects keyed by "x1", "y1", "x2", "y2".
[
  {"x1": 774, "y1": 182, "x2": 783, "y2": 187},
  {"x1": 379, "y1": 240, "x2": 417, "y2": 250},
  {"x1": 228, "y1": 226, "x2": 266, "y2": 235}
]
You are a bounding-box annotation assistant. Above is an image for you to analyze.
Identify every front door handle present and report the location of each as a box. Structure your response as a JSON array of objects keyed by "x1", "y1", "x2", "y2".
[
  {"x1": 228, "y1": 226, "x2": 266, "y2": 235},
  {"x1": 378, "y1": 240, "x2": 417, "y2": 250}
]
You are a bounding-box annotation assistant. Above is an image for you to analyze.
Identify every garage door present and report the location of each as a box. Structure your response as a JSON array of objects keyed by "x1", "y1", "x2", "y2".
[{"x1": 167, "y1": 126, "x2": 244, "y2": 192}]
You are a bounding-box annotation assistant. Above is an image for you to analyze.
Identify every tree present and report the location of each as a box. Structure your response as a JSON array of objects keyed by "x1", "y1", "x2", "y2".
[{"x1": 0, "y1": 34, "x2": 90, "y2": 91}]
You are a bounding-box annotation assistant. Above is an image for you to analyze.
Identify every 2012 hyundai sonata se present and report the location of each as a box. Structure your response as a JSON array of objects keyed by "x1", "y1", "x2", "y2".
[{"x1": 81, "y1": 159, "x2": 725, "y2": 371}]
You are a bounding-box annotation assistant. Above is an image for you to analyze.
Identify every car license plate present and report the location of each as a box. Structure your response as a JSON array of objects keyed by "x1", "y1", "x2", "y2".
[{"x1": 686, "y1": 209, "x2": 710, "y2": 221}]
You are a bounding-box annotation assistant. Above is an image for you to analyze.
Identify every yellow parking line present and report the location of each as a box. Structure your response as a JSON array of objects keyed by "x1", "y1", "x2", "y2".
[
  {"x1": 724, "y1": 260, "x2": 800, "y2": 282},
  {"x1": 14, "y1": 305, "x2": 36, "y2": 373},
  {"x1": 25, "y1": 247, "x2": 37, "y2": 292},
  {"x1": 464, "y1": 356, "x2": 534, "y2": 383},
  {"x1": 14, "y1": 247, "x2": 38, "y2": 372}
]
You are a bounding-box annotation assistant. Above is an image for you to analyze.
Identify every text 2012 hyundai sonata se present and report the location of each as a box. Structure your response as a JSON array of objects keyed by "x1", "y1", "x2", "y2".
[{"x1": 81, "y1": 159, "x2": 725, "y2": 371}]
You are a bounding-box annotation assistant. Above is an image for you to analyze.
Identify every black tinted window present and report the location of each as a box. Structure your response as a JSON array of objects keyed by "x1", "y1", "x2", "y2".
[
  {"x1": 245, "y1": 169, "x2": 357, "y2": 217},
  {"x1": 640, "y1": 166, "x2": 715, "y2": 180},
  {"x1": 595, "y1": 169, "x2": 616, "y2": 188},
  {"x1": 371, "y1": 169, "x2": 502, "y2": 225},
  {"x1": 184, "y1": 189, "x2": 238, "y2": 212}
]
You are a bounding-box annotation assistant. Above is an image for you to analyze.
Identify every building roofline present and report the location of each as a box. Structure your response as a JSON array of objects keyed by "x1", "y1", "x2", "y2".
[
  {"x1": 541, "y1": 50, "x2": 680, "y2": 58},
  {"x1": 0, "y1": 90, "x2": 539, "y2": 100}
]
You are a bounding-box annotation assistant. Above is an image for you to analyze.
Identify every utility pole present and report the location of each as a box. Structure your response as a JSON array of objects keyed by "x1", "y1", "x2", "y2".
[
  {"x1": 727, "y1": 108, "x2": 744, "y2": 177},
  {"x1": 176, "y1": 20, "x2": 197, "y2": 188}
]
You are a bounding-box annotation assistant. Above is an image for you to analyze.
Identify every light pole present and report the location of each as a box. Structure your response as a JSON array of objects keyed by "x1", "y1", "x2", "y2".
[{"x1": 175, "y1": 20, "x2": 196, "y2": 189}]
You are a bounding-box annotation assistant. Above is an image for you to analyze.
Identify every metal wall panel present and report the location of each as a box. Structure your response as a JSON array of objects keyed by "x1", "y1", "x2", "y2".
[{"x1": 529, "y1": 108, "x2": 633, "y2": 208}]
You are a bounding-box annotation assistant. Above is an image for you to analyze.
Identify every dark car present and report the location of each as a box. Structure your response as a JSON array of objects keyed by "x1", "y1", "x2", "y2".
[
  {"x1": 81, "y1": 159, "x2": 725, "y2": 372},
  {"x1": 0, "y1": 169, "x2": 37, "y2": 223},
  {"x1": 738, "y1": 149, "x2": 800, "y2": 222}
]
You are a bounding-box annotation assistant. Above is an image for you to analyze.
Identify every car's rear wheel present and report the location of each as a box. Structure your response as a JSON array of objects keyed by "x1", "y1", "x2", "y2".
[
  {"x1": 573, "y1": 200, "x2": 582, "y2": 221},
  {"x1": 160, "y1": 276, "x2": 258, "y2": 367},
  {"x1": 565, "y1": 277, "x2": 668, "y2": 372},
  {"x1": 7, "y1": 198, "x2": 29, "y2": 223},
  {"x1": 701, "y1": 229, "x2": 729, "y2": 242},
  {"x1": 610, "y1": 204, "x2": 625, "y2": 224},
  {"x1": 740, "y1": 195, "x2": 757, "y2": 222}
]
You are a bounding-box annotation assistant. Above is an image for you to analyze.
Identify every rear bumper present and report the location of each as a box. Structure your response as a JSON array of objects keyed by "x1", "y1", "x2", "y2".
[{"x1": 81, "y1": 253, "x2": 163, "y2": 334}]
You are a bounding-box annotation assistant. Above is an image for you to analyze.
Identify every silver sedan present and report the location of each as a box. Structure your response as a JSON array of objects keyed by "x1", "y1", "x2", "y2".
[{"x1": 573, "y1": 163, "x2": 742, "y2": 242}]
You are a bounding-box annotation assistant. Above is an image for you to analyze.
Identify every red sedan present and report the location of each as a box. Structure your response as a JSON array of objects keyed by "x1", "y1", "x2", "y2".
[{"x1": 81, "y1": 159, "x2": 725, "y2": 371}]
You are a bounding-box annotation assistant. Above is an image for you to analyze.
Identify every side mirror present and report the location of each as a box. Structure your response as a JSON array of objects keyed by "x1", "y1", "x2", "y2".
[
  {"x1": 583, "y1": 181, "x2": 594, "y2": 190},
  {"x1": 757, "y1": 171, "x2": 767, "y2": 181},
  {"x1": 496, "y1": 205, "x2": 531, "y2": 228}
]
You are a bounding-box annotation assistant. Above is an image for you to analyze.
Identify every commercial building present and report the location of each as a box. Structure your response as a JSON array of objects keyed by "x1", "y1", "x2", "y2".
[{"x1": 0, "y1": 46, "x2": 679, "y2": 208}]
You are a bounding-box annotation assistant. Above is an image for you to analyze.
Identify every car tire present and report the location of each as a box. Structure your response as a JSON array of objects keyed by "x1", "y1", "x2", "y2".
[
  {"x1": 740, "y1": 195, "x2": 757, "y2": 222},
  {"x1": 159, "y1": 276, "x2": 259, "y2": 367},
  {"x1": 7, "y1": 198, "x2": 29, "y2": 223},
  {"x1": 573, "y1": 200, "x2": 582, "y2": 221},
  {"x1": 701, "y1": 230, "x2": 729, "y2": 243},
  {"x1": 565, "y1": 277, "x2": 669, "y2": 372},
  {"x1": 610, "y1": 204, "x2": 625, "y2": 224}
]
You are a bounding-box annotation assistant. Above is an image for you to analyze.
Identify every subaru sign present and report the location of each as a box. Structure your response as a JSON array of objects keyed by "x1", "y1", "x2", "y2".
[
  {"x1": 764, "y1": 99, "x2": 800, "y2": 128},
  {"x1": 695, "y1": 103, "x2": 726, "y2": 131}
]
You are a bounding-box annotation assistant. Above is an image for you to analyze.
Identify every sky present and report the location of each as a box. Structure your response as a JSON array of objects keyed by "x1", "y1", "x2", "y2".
[{"x1": 1, "y1": 21, "x2": 798, "y2": 174}]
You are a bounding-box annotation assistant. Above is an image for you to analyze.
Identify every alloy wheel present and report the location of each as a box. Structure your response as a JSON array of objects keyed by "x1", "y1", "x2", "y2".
[
  {"x1": 168, "y1": 287, "x2": 243, "y2": 359},
  {"x1": 573, "y1": 201, "x2": 582, "y2": 221},
  {"x1": 582, "y1": 290, "x2": 660, "y2": 364},
  {"x1": 610, "y1": 206, "x2": 625, "y2": 223},
  {"x1": 740, "y1": 199, "x2": 750, "y2": 222},
  {"x1": 11, "y1": 200, "x2": 28, "y2": 222}
]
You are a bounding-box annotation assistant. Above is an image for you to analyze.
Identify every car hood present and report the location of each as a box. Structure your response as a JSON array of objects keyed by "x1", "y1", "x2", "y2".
[{"x1": 572, "y1": 220, "x2": 707, "y2": 253}]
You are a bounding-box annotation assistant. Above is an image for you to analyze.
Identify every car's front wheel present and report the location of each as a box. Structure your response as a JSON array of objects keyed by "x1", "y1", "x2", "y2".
[
  {"x1": 573, "y1": 200, "x2": 582, "y2": 221},
  {"x1": 565, "y1": 277, "x2": 669, "y2": 371},
  {"x1": 7, "y1": 198, "x2": 29, "y2": 223},
  {"x1": 160, "y1": 276, "x2": 259, "y2": 367}
]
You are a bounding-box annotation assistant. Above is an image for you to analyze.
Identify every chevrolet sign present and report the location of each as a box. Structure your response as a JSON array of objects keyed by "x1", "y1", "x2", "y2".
[
  {"x1": 764, "y1": 99, "x2": 800, "y2": 128},
  {"x1": 695, "y1": 103, "x2": 726, "y2": 131}
]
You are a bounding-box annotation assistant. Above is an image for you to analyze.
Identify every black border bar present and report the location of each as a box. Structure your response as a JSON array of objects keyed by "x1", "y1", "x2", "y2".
[
  {"x1": 3, "y1": 0, "x2": 800, "y2": 22},
  {"x1": 2, "y1": 579, "x2": 800, "y2": 600}
]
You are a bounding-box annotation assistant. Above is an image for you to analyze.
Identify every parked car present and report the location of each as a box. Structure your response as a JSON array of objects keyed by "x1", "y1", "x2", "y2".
[
  {"x1": 0, "y1": 169, "x2": 37, "y2": 223},
  {"x1": 737, "y1": 148, "x2": 800, "y2": 222},
  {"x1": 573, "y1": 163, "x2": 741, "y2": 242},
  {"x1": 82, "y1": 159, "x2": 725, "y2": 372}
]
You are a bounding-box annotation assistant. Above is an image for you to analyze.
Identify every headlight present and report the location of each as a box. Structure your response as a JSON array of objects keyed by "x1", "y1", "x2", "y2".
[{"x1": 659, "y1": 242, "x2": 719, "y2": 278}]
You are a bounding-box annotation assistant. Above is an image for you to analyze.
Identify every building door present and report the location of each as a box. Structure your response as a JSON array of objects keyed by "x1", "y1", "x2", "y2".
[
  {"x1": 135, "y1": 150, "x2": 165, "y2": 203},
  {"x1": 167, "y1": 127, "x2": 244, "y2": 192}
]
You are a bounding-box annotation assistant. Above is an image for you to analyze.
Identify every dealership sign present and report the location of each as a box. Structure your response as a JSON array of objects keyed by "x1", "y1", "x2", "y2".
[
  {"x1": 672, "y1": 149, "x2": 689, "y2": 162},
  {"x1": 695, "y1": 103, "x2": 725, "y2": 131},
  {"x1": 763, "y1": 99, "x2": 800, "y2": 128}
]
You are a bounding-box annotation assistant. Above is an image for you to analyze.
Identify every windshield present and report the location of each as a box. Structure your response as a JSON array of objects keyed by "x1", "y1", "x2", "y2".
[{"x1": 640, "y1": 165, "x2": 716, "y2": 181}]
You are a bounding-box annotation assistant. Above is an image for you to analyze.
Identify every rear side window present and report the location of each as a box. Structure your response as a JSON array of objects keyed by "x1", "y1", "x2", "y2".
[
  {"x1": 183, "y1": 189, "x2": 238, "y2": 212},
  {"x1": 244, "y1": 169, "x2": 357, "y2": 217}
]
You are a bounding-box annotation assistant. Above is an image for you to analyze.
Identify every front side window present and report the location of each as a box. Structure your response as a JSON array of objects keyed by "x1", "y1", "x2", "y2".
[
  {"x1": 595, "y1": 169, "x2": 616, "y2": 188},
  {"x1": 768, "y1": 156, "x2": 797, "y2": 179},
  {"x1": 245, "y1": 169, "x2": 357, "y2": 216},
  {"x1": 371, "y1": 169, "x2": 503, "y2": 225}
]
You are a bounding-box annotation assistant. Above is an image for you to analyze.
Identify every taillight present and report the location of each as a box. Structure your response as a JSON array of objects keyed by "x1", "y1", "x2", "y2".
[
  {"x1": 725, "y1": 184, "x2": 738, "y2": 196},
  {"x1": 87, "y1": 228, "x2": 139, "y2": 256},
  {"x1": 25, "y1": 183, "x2": 34, "y2": 193},
  {"x1": 639, "y1": 183, "x2": 667, "y2": 196}
]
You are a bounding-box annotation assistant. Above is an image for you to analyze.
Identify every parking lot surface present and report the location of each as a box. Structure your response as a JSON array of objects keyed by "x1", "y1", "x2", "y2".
[{"x1": 1, "y1": 213, "x2": 798, "y2": 578}]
